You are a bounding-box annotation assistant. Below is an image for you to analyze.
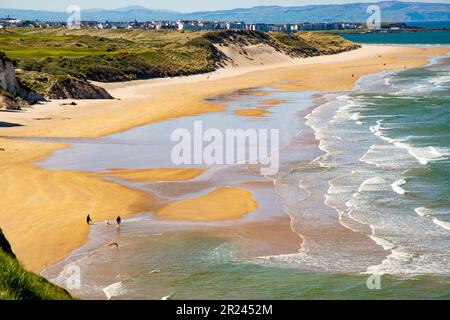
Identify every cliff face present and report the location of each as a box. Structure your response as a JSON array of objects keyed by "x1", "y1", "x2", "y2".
[
  {"x1": 0, "y1": 52, "x2": 21, "y2": 110},
  {"x1": 0, "y1": 52, "x2": 22, "y2": 97},
  {"x1": 0, "y1": 52, "x2": 45, "y2": 110},
  {"x1": 47, "y1": 77, "x2": 113, "y2": 100},
  {"x1": 1, "y1": 51, "x2": 112, "y2": 110}
]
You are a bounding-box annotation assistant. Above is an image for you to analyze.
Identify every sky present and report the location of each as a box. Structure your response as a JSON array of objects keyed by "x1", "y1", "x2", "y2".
[{"x1": 1, "y1": 0, "x2": 449, "y2": 12}]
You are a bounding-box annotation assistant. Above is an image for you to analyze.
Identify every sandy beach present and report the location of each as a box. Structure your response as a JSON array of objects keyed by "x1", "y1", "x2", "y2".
[{"x1": 0, "y1": 44, "x2": 448, "y2": 272}]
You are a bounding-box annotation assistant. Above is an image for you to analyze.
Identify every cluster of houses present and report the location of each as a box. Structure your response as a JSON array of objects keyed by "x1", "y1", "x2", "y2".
[
  {"x1": 247, "y1": 22, "x2": 361, "y2": 32},
  {"x1": 80, "y1": 20, "x2": 247, "y2": 31},
  {"x1": 0, "y1": 16, "x2": 66, "y2": 28},
  {"x1": 0, "y1": 16, "x2": 396, "y2": 33}
]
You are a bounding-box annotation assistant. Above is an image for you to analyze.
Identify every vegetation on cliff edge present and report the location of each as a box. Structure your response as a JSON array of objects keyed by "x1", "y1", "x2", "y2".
[{"x1": 0, "y1": 228, "x2": 73, "y2": 300}]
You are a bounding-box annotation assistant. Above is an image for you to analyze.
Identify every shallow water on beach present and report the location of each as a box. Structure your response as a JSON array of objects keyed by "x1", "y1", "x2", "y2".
[
  {"x1": 41, "y1": 86, "x2": 319, "y2": 299},
  {"x1": 41, "y1": 54, "x2": 450, "y2": 300},
  {"x1": 38, "y1": 87, "x2": 309, "y2": 171}
]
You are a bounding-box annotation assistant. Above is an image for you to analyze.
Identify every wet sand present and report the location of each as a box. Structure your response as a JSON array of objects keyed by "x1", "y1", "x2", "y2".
[
  {"x1": 0, "y1": 45, "x2": 448, "y2": 272},
  {"x1": 97, "y1": 168, "x2": 206, "y2": 183},
  {"x1": 233, "y1": 109, "x2": 271, "y2": 117},
  {"x1": 157, "y1": 187, "x2": 258, "y2": 221}
]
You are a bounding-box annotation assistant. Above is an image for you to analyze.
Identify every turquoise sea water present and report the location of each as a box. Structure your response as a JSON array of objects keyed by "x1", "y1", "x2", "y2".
[
  {"x1": 341, "y1": 31, "x2": 450, "y2": 44},
  {"x1": 40, "y1": 44, "x2": 450, "y2": 299},
  {"x1": 405, "y1": 21, "x2": 450, "y2": 29}
]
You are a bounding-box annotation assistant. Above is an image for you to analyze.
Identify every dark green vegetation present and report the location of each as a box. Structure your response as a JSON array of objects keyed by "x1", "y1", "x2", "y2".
[
  {"x1": 0, "y1": 228, "x2": 73, "y2": 300},
  {"x1": 0, "y1": 28, "x2": 358, "y2": 100}
]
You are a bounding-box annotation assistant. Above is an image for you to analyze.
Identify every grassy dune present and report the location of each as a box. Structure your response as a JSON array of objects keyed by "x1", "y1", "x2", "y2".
[{"x1": 0, "y1": 28, "x2": 359, "y2": 98}]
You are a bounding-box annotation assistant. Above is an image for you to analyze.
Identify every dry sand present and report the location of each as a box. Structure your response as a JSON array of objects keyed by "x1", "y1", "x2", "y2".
[{"x1": 0, "y1": 45, "x2": 448, "y2": 272}]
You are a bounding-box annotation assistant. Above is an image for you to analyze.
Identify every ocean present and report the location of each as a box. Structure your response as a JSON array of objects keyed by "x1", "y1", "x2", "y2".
[
  {"x1": 405, "y1": 21, "x2": 450, "y2": 29},
  {"x1": 341, "y1": 30, "x2": 450, "y2": 45},
  {"x1": 40, "y1": 38, "x2": 450, "y2": 299}
]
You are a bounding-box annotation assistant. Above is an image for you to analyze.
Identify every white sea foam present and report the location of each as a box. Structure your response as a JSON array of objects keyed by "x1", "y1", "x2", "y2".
[
  {"x1": 358, "y1": 176, "x2": 387, "y2": 193},
  {"x1": 415, "y1": 207, "x2": 434, "y2": 217},
  {"x1": 369, "y1": 120, "x2": 392, "y2": 143},
  {"x1": 394, "y1": 143, "x2": 449, "y2": 165},
  {"x1": 433, "y1": 218, "x2": 450, "y2": 231},
  {"x1": 366, "y1": 247, "x2": 415, "y2": 275},
  {"x1": 103, "y1": 281, "x2": 128, "y2": 300},
  {"x1": 391, "y1": 178, "x2": 407, "y2": 195},
  {"x1": 395, "y1": 84, "x2": 430, "y2": 96},
  {"x1": 428, "y1": 75, "x2": 450, "y2": 86},
  {"x1": 333, "y1": 103, "x2": 356, "y2": 122},
  {"x1": 336, "y1": 94, "x2": 350, "y2": 101},
  {"x1": 350, "y1": 112, "x2": 361, "y2": 121},
  {"x1": 369, "y1": 120, "x2": 449, "y2": 165},
  {"x1": 369, "y1": 235, "x2": 395, "y2": 251},
  {"x1": 360, "y1": 144, "x2": 412, "y2": 170}
]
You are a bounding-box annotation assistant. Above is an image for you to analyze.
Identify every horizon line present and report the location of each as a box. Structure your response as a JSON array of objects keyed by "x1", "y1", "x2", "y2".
[{"x1": 1, "y1": 0, "x2": 449, "y2": 14}]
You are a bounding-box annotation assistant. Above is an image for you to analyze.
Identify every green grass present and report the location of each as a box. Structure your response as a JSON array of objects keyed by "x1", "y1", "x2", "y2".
[
  {"x1": 0, "y1": 29, "x2": 149, "y2": 62},
  {"x1": 272, "y1": 31, "x2": 360, "y2": 56},
  {"x1": 0, "y1": 252, "x2": 73, "y2": 300},
  {"x1": 0, "y1": 28, "x2": 222, "y2": 90},
  {"x1": 0, "y1": 229, "x2": 73, "y2": 300}
]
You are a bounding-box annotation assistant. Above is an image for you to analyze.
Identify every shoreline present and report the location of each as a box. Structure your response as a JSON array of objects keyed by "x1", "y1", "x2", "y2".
[{"x1": 0, "y1": 45, "x2": 448, "y2": 273}]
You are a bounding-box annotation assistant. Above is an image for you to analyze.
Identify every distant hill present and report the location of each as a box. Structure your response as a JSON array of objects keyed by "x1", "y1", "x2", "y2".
[
  {"x1": 186, "y1": 2, "x2": 450, "y2": 23},
  {"x1": 0, "y1": 1, "x2": 449, "y2": 23},
  {"x1": 0, "y1": 7, "x2": 180, "y2": 22}
]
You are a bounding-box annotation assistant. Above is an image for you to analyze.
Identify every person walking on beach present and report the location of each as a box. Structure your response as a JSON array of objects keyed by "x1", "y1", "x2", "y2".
[
  {"x1": 86, "y1": 214, "x2": 92, "y2": 225},
  {"x1": 116, "y1": 216, "x2": 121, "y2": 226}
]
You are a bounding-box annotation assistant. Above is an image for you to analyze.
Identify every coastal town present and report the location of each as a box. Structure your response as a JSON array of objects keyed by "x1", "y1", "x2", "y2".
[{"x1": 0, "y1": 15, "x2": 410, "y2": 32}]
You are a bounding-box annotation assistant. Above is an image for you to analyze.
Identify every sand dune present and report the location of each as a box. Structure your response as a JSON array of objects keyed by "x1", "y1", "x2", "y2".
[{"x1": 216, "y1": 43, "x2": 294, "y2": 68}]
